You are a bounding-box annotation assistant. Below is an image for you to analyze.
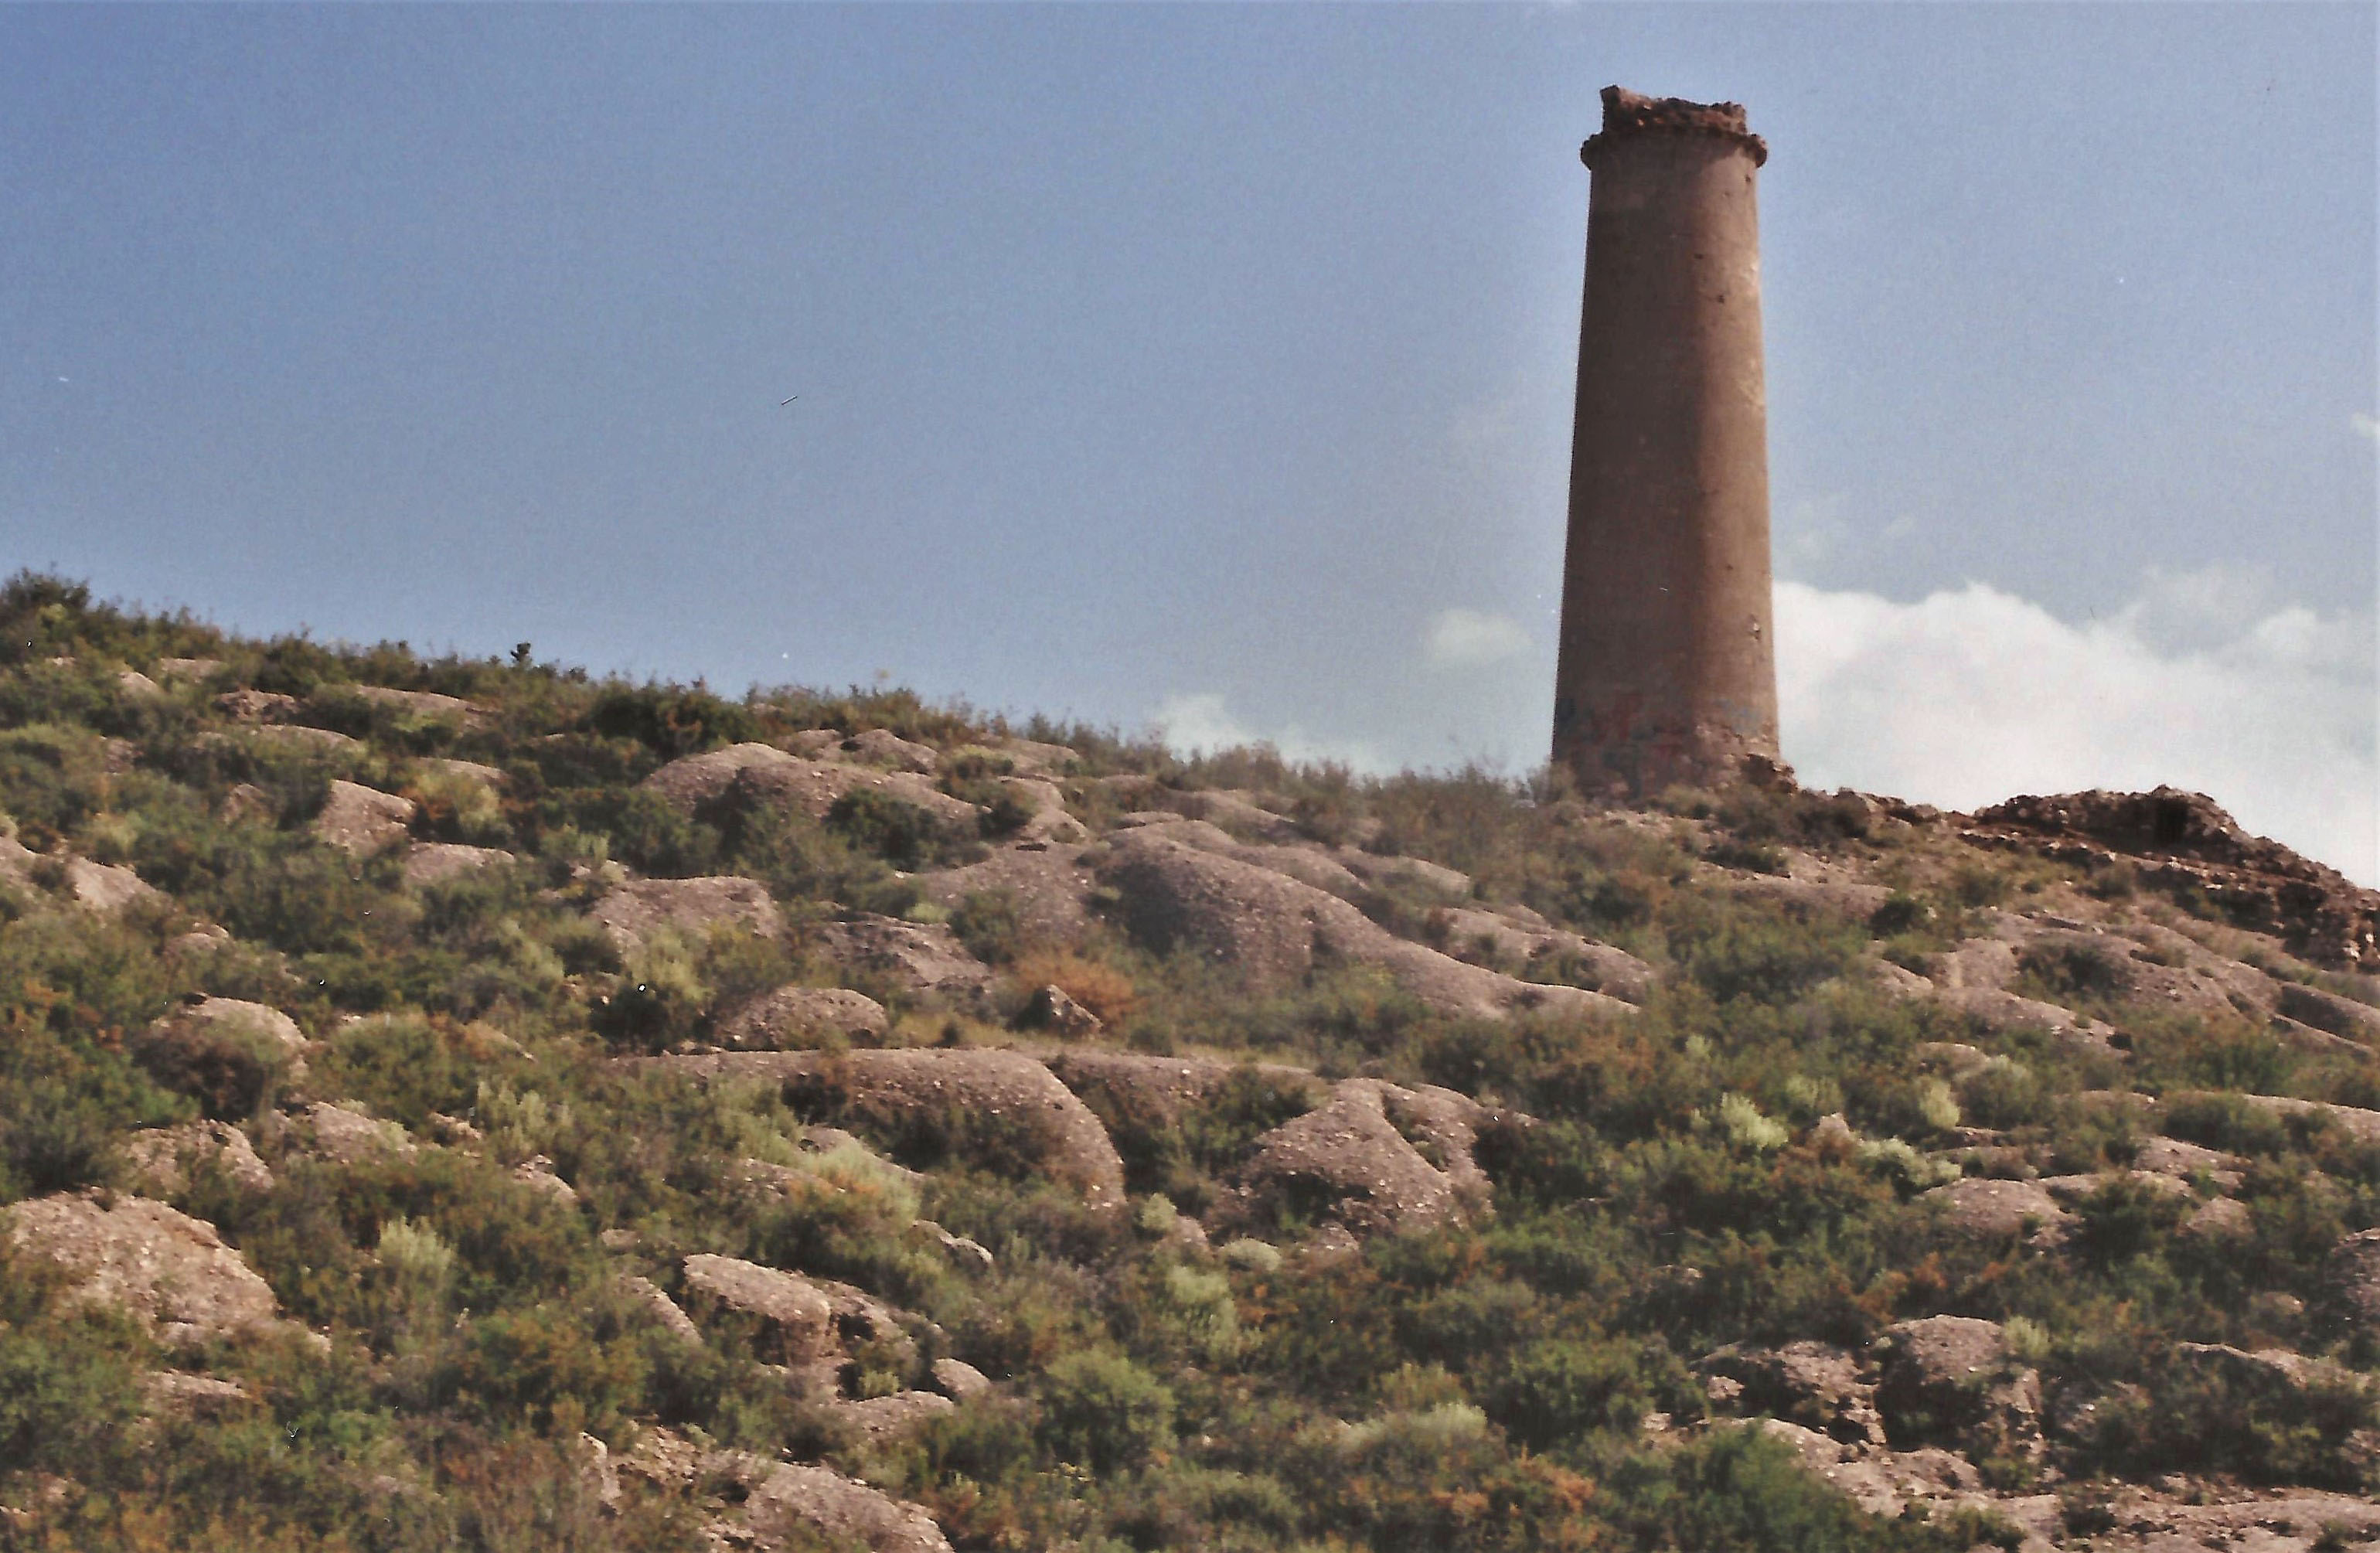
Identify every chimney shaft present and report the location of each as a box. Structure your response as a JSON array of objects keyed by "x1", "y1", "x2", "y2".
[{"x1": 1551, "y1": 86, "x2": 1780, "y2": 795}]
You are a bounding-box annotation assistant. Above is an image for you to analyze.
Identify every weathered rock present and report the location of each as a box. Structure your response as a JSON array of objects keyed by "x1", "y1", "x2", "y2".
[
  {"x1": 914, "y1": 1221, "x2": 995, "y2": 1275},
  {"x1": 2323, "y1": 1229, "x2": 2380, "y2": 1336},
  {"x1": 998, "y1": 776, "x2": 1087, "y2": 843},
  {"x1": 400, "y1": 843, "x2": 512, "y2": 887},
  {"x1": 118, "y1": 1121, "x2": 274, "y2": 1196},
  {"x1": 0, "y1": 837, "x2": 161, "y2": 916},
  {"x1": 1969, "y1": 787, "x2": 2380, "y2": 969},
  {"x1": 240, "y1": 724, "x2": 359, "y2": 753},
  {"x1": 152, "y1": 656, "x2": 220, "y2": 683},
  {"x1": 679, "y1": 1255, "x2": 835, "y2": 1363},
  {"x1": 141, "y1": 1370, "x2": 253, "y2": 1418},
  {"x1": 832, "y1": 729, "x2": 939, "y2": 773},
  {"x1": 639, "y1": 743, "x2": 976, "y2": 833},
  {"x1": 1233, "y1": 1078, "x2": 1496, "y2": 1238},
  {"x1": 1697, "y1": 1341, "x2": 1885, "y2": 1445},
  {"x1": 741, "y1": 1463, "x2": 952, "y2": 1553},
  {"x1": 917, "y1": 843, "x2": 1100, "y2": 947},
  {"x1": 930, "y1": 1357, "x2": 992, "y2": 1401},
  {"x1": 2276, "y1": 982, "x2": 2380, "y2": 1044},
  {"x1": 811, "y1": 914, "x2": 994, "y2": 1010},
  {"x1": 297, "y1": 1102, "x2": 418, "y2": 1164},
  {"x1": 1930, "y1": 985, "x2": 2125, "y2": 1057},
  {"x1": 620, "y1": 1274, "x2": 703, "y2": 1347},
  {"x1": 216, "y1": 783, "x2": 277, "y2": 825},
  {"x1": 1914, "y1": 1177, "x2": 2072, "y2": 1245},
  {"x1": 1026, "y1": 984, "x2": 1102, "y2": 1039},
  {"x1": 313, "y1": 781, "x2": 414, "y2": 857},
  {"x1": 1334, "y1": 849, "x2": 1473, "y2": 900},
  {"x1": 1157, "y1": 788, "x2": 1303, "y2": 844},
  {"x1": 321, "y1": 684, "x2": 484, "y2": 723},
  {"x1": 831, "y1": 1391, "x2": 955, "y2": 1442},
  {"x1": 2037, "y1": 1169, "x2": 2192, "y2": 1205},
  {"x1": 421, "y1": 756, "x2": 508, "y2": 788},
  {"x1": 2171, "y1": 1341, "x2": 2368, "y2": 1404},
  {"x1": 511, "y1": 1155, "x2": 577, "y2": 1204},
  {"x1": 713, "y1": 986, "x2": 890, "y2": 1050},
  {"x1": 1046, "y1": 1049, "x2": 1319, "y2": 1124},
  {"x1": 1873, "y1": 1316, "x2": 2035, "y2": 1453},
  {"x1": 1748, "y1": 1420, "x2": 1997, "y2": 1524},
  {"x1": 650, "y1": 1049, "x2": 1125, "y2": 1209},
  {"x1": 2169, "y1": 1090, "x2": 2380, "y2": 1146},
  {"x1": 1428, "y1": 906, "x2": 1657, "y2": 1003},
  {"x1": 5, "y1": 1193, "x2": 281, "y2": 1345},
  {"x1": 590, "y1": 875, "x2": 782, "y2": 952},
  {"x1": 2131, "y1": 1135, "x2": 2246, "y2": 1189},
  {"x1": 1096, "y1": 828, "x2": 1632, "y2": 1022},
  {"x1": 214, "y1": 689, "x2": 300, "y2": 723},
  {"x1": 116, "y1": 669, "x2": 164, "y2": 700},
  {"x1": 131, "y1": 999, "x2": 308, "y2": 1119}
]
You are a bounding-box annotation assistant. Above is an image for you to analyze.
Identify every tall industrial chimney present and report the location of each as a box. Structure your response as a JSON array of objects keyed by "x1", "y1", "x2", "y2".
[{"x1": 1551, "y1": 86, "x2": 1781, "y2": 796}]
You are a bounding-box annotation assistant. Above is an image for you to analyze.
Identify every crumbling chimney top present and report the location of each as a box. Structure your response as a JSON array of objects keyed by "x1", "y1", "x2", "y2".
[{"x1": 1582, "y1": 85, "x2": 1767, "y2": 169}]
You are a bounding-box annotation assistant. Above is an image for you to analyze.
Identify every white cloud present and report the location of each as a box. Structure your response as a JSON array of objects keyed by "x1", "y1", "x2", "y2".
[
  {"x1": 1149, "y1": 692, "x2": 1389, "y2": 772},
  {"x1": 1423, "y1": 608, "x2": 1530, "y2": 666},
  {"x1": 1776, "y1": 573, "x2": 2378, "y2": 885},
  {"x1": 2351, "y1": 411, "x2": 2378, "y2": 443}
]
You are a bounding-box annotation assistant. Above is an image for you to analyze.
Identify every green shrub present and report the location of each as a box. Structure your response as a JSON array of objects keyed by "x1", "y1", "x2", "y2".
[{"x1": 1036, "y1": 1350, "x2": 1176, "y2": 1473}]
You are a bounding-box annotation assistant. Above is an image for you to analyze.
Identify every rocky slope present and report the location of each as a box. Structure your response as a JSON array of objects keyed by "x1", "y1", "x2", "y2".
[{"x1": 2, "y1": 574, "x2": 2378, "y2": 1550}]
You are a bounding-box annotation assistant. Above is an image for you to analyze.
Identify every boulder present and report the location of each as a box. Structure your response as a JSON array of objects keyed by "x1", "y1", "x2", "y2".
[
  {"x1": 400, "y1": 843, "x2": 512, "y2": 888},
  {"x1": 116, "y1": 669, "x2": 165, "y2": 700},
  {"x1": 713, "y1": 986, "x2": 890, "y2": 1050},
  {"x1": 5, "y1": 1193, "x2": 282, "y2": 1345},
  {"x1": 1697, "y1": 1341, "x2": 1885, "y2": 1446},
  {"x1": 832, "y1": 729, "x2": 940, "y2": 773},
  {"x1": 216, "y1": 783, "x2": 277, "y2": 825},
  {"x1": 153, "y1": 657, "x2": 221, "y2": 683},
  {"x1": 312, "y1": 781, "x2": 414, "y2": 857},
  {"x1": 2277, "y1": 982, "x2": 2380, "y2": 1044},
  {"x1": 1914, "y1": 1177, "x2": 2072, "y2": 1245},
  {"x1": 1025, "y1": 984, "x2": 1102, "y2": 1039},
  {"x1": 2323, "y1": 1229, "x2": 2380, "y2": 1336},
  {"x1": 2169, "y1": 1091, "x2": 2380, "y2": 1146},
  {"x1": 998, "y1": 777, "x2": 1087, "y2": 844},
  {"x1": 831, "y1": 1391, "x2": 955, "y2": 1443},
  {"x1": 620, "y1": 1274, "x2": 703, "y2": 1347},
  {"x1": 651, "y1": 1049, "x2": 1125, "y2": 1210},
  {"x1": 590, "y1": 875, "x2": 783, "y2": 952},
  {"x1": 1968, "y1": 787, "x2": 2380, "y2": 969},
  {"x1": 1096, "y1": 828, "x2": 1631, "y2": 1022},
  {"x1": 131, "y1": 999, "x2": 308, "y2": 1119},
  {"x1": 214, "y1": 689, "x2": 300, "y2": 723},
  {"x1": 0, "y1": 837, "x2": 160, "y2": 917},
  {"x1": 323, "y1": 684, "x2": 484, "y2": 723},
  {"x1": 1233, "y1": 1078, "x2": 1496, "y2": 1238},
  {"x1": 639, "y1": 743, "x2": 977, "y2": 833},
  {"x1": 118, "y1": 1121, "x2": 274, "y2": 1196},
  {"x1": 811, "y1": 914, "x2": 994, "y2": 1010},
  {"x1": 141, "y1": 1370, "x2": 254, "y2": 1419},
  {"x1": 2171, "y1": 1342, "x2": 2368, "y2": 1405},
  {"x1": 930, "y1": 1357, "x2": 993, "y2": 1401},
  {"x1": 917, "y1": 843, "x2": 1100, "y2": 948},
  {"x1": 420, "y1": 756, "x2": 508, "y2": 788},
  {"x1": 679, "y1": 1255, "x2": 835, "y2": 1363},
  {"x1": 296, "y1": 1102, "x2": 418, "y2": 1164},
  {"x1": 742, "y1": 1463, "x2": 952, "y2": 1553},
  {"x1": 1334, "y1": 849, "x2": 1473, "y2": 900},
  {"x1": 511, "y1": 1156, "x2": 578, "y2": 1204},
  {"x1": 1045, "y1": 1050, "x2": 1319, "y2": 1124},
  {"x1": 1873, "y1": 1316, "x2": 2036, "y2": 1453}
]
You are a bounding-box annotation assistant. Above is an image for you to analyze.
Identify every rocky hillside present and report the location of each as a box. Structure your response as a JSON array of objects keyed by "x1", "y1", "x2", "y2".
[{"x1": 3, "y1": 571, "x2": 2380, "y2": 1551}]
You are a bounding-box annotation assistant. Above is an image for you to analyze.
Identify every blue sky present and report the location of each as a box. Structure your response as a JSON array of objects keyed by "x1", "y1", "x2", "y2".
[{"x1": 2, "y1": 5, "x2": 2373, "y2": 878}]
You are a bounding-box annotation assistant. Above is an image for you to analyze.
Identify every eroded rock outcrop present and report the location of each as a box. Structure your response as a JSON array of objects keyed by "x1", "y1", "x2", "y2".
[
  {"x1": 1096, "y1": 828, "x2": 1630, "y2": 1021},
  {"x1": 1228, "y1": 1078, "x2": 1497, "y2": 1238},
  {"x1": 810, "y1": 914, "x2": 994, "y2": 1010},
  {"x1": 713, "y1": 986, "x2": 890, "y2": 1050},
  {"x1": 5, "y1": 1193, "x2": 283, "y2": 1346},
  {"x1": 591, "y1": 875, "x2": 783, "y2": 952},
  {"x1": 1969, "y1": 787, "x2": 2380, "y2": 969},
  {"x1": 652, "y1": 1048, "x2": 1125, "y2": 1209},
  {"x1": 312, "y1": 780, "x2": 415, "y2": 857}
]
